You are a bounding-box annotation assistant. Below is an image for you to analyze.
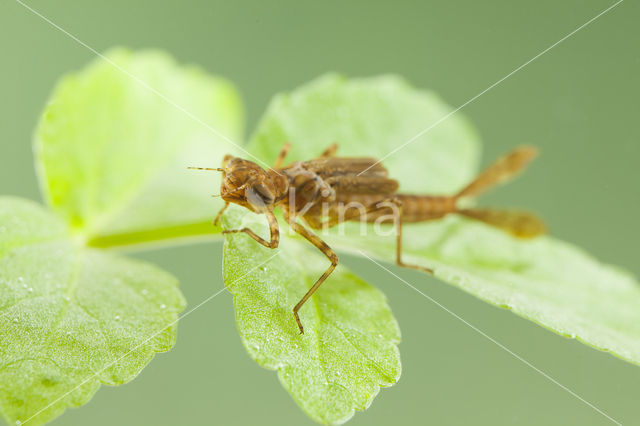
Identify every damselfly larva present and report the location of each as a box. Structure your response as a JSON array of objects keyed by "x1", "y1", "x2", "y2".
[{"x1": 189, "y1": 143, "x2": 545, "y2": 334}]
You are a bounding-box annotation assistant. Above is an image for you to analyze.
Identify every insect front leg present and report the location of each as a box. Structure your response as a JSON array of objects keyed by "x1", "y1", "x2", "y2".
[
  {"x1": 213, "y1": 202, "x2": 230, "y2": 226},
  {"x1": 285, "y1": 215, "x2": 338, "y2": 334},
  {"x1": 223, "y1": 209, "x2": 280, "y2": 249}
]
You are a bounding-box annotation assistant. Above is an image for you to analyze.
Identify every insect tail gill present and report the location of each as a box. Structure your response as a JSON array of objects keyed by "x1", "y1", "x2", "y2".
[
  {"x1": 457, "y1": 208, "x2": 547, "y2": 238},
  {"x1": 455, "y1": 145, "x2": 538, "y2": 200}
]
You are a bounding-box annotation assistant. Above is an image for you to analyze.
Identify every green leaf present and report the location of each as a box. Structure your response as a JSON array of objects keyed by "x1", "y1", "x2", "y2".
[
  {"x1": 222, "y1": 73, "x2": 483, "y2": 423},
  {"x1": 222, "y1": 206, "x2": 401, "y2": 425},
  {"x1": 34, "y1": 48, "x2": 244, "y2": 248},
  {"x1": 248, "y1": 73, "x2": 481, "y2": 194},
  {"x1": 249, "y1": 73, "x2": 640, "y2": 368},
  {"x1": 0, "y1": 197, "x2": 186, "y2": 426},
  {"x1": 329, "y1": 219, "x2": 640, "y2": 365}
]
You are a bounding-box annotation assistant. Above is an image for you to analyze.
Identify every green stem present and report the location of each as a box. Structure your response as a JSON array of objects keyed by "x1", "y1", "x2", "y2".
[{"x1": 87, "y1": 221, "x2": 221, "y2": 249}]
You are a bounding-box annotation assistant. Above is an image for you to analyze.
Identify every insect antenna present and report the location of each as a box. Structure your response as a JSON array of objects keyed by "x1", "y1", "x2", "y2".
[{"x1": 187, "y1": 166, "x2": 225, "y2": 172}]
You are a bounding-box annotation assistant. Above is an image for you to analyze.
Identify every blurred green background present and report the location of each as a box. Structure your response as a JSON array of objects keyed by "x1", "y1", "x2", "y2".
[{"x1": 1, "y1": 0, "x2": 638, "y2": 425}]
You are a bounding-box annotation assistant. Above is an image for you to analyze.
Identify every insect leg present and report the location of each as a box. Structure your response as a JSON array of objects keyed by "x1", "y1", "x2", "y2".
[
  {"x1": 223, "y1": 209, "x2": 280, "y2": 249},
  {"x1": 213, "y1": 202, "x2": 230, "y2": 226},
  {"x1": 273, "y1": 142, "x2": 291, "y2": 168},
  {"x1": 320, "y1": 142, "x2": 339, "y2": 157},
  {"x1": 326, "y1": 197, "x2": 435, "y2": 274},
  {"x1": 391, "y1": 199, "x2": 434, "y2": 274},
  {"x1": 286, "y1": 217, "x2": 338, "y2": 334}
]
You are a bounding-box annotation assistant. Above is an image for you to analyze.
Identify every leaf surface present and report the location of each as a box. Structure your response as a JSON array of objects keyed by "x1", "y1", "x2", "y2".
[
  {"x1": 249, "y1": 73, "x2": 481, "y2": 194},
  {"x1": 248, "y1": 73, "x2": 640, "y2": 373},
  {"x1": 329, "y1": 218, "x2": 640, "y2": 365},
  {"x1": 221, "y1": 74, "x2": 484, "y2": 424},
  {"x1": 35, "y1": 48, "x2": 244, "y2": 248},
  {"x1": 222, "y1": 206, "x2": 401, "y2": 425},
  {"x1": 0, "y1": 197, "x2": 185, "y2": 426}
]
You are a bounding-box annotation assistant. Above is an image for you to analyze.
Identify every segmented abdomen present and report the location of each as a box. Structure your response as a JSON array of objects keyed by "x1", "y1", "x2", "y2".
[
  {"x1": 340, "y1": 194, "x2": 457, "y2": 223},
  {"x1": 396, "y1": 195, "x2": 456, "y2": 222}
]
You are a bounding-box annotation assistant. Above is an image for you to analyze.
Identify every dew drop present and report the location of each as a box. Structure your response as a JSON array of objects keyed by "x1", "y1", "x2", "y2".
[
  {"x1": 114, "y1": 315, "x2": 120, "y2": 320},
  {"x1": 259, "y1": 266, "x2": 266, "y2": 272},
  {"x1": 17, "y1": 277, "x2": 24, "y2": 284},
  {"x1": 64, "y1": 296, "x2": 71, "y2": 302},
  {"x1": 66, "y1": 331, "x2": 72, "y2": 336},
  {"x1": 141, "y1": 289, "x2": 148, "y2": 296},
  {"x1": 13, "y1": 318, "x2": 18, "y2": 323},
  {"x1": 16, "y1": 420, "x2": 21, "y2": 425},
  {"x1": 27, "y1": 288, "x2": 33, "y2": 293},
  {"x1": 160, "y1": 304, "x2": 167, "y2": 309}
]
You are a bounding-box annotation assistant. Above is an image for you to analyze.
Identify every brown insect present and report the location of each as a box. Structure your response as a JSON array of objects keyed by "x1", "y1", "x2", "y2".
[{"x1": 190, "y1": 143, "x2": 545, "y2": 334}]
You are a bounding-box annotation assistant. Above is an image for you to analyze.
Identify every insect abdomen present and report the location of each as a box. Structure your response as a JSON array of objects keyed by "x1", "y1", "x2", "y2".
[
  {"x1": 397, "y1": 195, "x2": 457, "y2": 222},
  {"x1": 351, "y1": 194, "x2": 457, "y2": 223}
]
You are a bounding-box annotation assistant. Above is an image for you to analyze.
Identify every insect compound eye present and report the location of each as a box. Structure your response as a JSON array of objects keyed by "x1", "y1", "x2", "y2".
[{"x1": 246, "y1": 183, "x2": 275, "y2": 209}]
